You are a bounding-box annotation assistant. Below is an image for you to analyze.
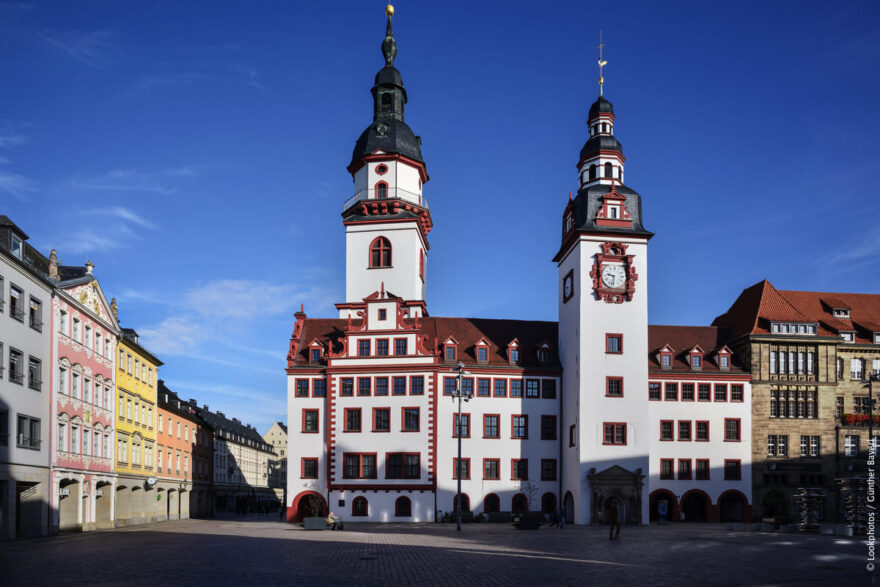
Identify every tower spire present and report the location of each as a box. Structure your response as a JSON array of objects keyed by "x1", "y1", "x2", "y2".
[
  {"x1": 382, "y1": 4, "x2": 397, "y2": 67},
  {"x1": 598, "y1": 31, "x2": 607, "y2": 96}
]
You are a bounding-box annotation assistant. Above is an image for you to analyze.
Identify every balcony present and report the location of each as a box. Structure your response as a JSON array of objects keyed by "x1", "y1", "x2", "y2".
[{"x1": 342, "y1": 187, "x2": 426, "y2": 212}]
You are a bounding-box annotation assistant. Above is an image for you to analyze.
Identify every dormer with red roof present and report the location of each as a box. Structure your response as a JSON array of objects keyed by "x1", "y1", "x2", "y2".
[
  {"x1": 443, "y1": 337, "x2": 459, "y2": 363},
  {"x1": 657, "y1": 345, "x2": 674, "y2": 370},
  {"x1": 687, "y1": 345, "x2": 704, "y2": 370},
  {"x1": 507, "y1": 338, "x2": 521, "y2": 365},
  {"x1": 474, "y1": 337, "x2": 490, "y2": 363},
  {"x1": 715, "y1": 346, "x2": 733, "y2": 370}
]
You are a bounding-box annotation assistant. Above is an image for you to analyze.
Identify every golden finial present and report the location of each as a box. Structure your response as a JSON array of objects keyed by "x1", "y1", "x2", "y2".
[
  {"x1": 386, "y1": 3, "x2": 394, "y2": 16},
  {"x1": 598, "y1": 30, "x2": 608, "y2": 96}
]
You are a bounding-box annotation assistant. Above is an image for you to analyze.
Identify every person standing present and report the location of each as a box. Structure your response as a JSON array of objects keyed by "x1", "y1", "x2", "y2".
[{"x1": 608, "y1": 501, "x2": 620, "y2": 540}]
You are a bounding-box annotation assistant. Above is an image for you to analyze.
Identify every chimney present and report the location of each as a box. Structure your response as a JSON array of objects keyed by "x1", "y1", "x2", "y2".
[
  {"x1": 217, "y1": 411, "x2": 225, "y2": 419},
  {"x1": 203, "y1": 404, "x2": 209, "y2": 411},
  {"x1": 189, "y1": 399, "x2": 197, "y2": 407}
]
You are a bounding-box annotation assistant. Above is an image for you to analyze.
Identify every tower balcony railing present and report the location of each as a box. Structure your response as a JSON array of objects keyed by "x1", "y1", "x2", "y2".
[{"x1": 343, "y1": 187, "x2": 426, "y2": 212}]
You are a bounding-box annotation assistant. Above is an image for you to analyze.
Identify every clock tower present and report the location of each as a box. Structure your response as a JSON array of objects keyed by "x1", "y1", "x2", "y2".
[
  {"x1": 555, "y1": 79, "x2": 653, "y2": 525},
  {"x1": 342, "y1": 4, "x2": 432, "y2": 317}
]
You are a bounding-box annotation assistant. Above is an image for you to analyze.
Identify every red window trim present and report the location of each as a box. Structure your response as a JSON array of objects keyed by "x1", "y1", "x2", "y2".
[
  {"x1": 696, "y1": 458, "x2": 711, "y2": 480},
  {"x1": 659, "y1": 419, "x2": 674, "y2": 441},
  {"x1": 511, "y1": 458, "x2": 529, "y2": 480},
  {"x1": 301, "y1": 457, "x2": 319, "y2": 479},
  {"x1": 696, "y1": 420, "x2": 710, "y2": 442},
  {"x1": 540, "y1": 414, "x2": 557, "y2": 440},
  {"x1": 368, "y1": 235, "x2": 392, "y2": 268},
  {"x1": 660, "y1": 351, "x2": 673, "y2": 368},
  {"x1": 343, "y1": 408, "x2": 362, "y2": 433},
  {"x1": 444, "y1": 342, "x2": 458, "y2": 362},
  {"x1": 295, "y1": 378, "x2": 310, "y2": 397},
  {"x1": 508, "y1": 343, "x2": 521, "y2": 365},
  {"x1": 357, "y1": 377, "x2": 371, "y2": 397},
  {"x1": 697, "y1": 383, "x2": 712, "y2": 402},
  {"x1": 476, "y1": 343, "x2": 490, "y2": 363},
  {"x1": 689, "y1": 350, "x2": 703, "y2": 369},
  {"x1": 384, "y1": 452, "x2": 421, "y2": 479},
  {"x1": 724, "y1": 418, "x2": 742, "y2": 442},
  {"x1": 302, "y1": 409, "x2": 320, "y2": 434},
  {"x1": 409, "y1": 375, "x2": 424, "y2": 395},
  {"x1": 678, "y1": 458, "x2": 692, "y2": 480},
  {"x1": 393, "y1": 337, "x2": 408, "y2": 356},
  {"x1": 357, "y1": 339, "x2": 371, "y2": 357},
  {"x1": 541, "y1": 379, "x2": 557, "y2": 399},
  {"x1": 511, "y1": 414, "x2": 528, "y2": 439},
  {"x1": 605, "y1": 333, "x2": 623, "y2": 354},
  {"x1": 659, "y1": 458, "x2": 674, "y2": 480},
  {"x1": 540, "y1": 458, "x2": 558, "y2": 481},
  {"x1": 730, "y1": 383, "x2": 745, "y2": 403},
  {"x1": 714, "y1": 383, "x2": 728, "y2": 402},
  {"x1": 372, "y1": 407, "x2": 391, "y2": 433},
  {"x1": 483, "y1": 413, "x2": 500, "y2": 438},
  {"x1": 375, "y1": 338, "x2": 390, "y2": 356},
  {"x1": 678, "y1": 419, "x2": 692, "y2": 441},
  {"x1": 664, "y1": 382, "x2": 678, "y2": 401},
  {"x1": 401, "y1": 407, "x2": 420, "y2": 432},
  {"x1": 341, "y1": 452, "x2": 377, "y2": 479},
  {"x1": 603, "y1": 422, "x2": 627, "y2": 445},
  {"x1": 648, "y1": 381, "x2": 661, "y2": 401},
  {"x1": 351, "y1": 496, "x2": 369, "y2": 517},
  {"x1": 483, "y1": 458, "x2": 500, "y2": 480},
  {"x1": 375, "y1": 163, "x2": 388, "y2": 175},
  {"x1": 453, "y1": 457, "x2": 471, "y2": 480},
  {"x1": 453, "y1": 413, "x2": 471, "y2": 439},
  {"x1": 680, "y1": 382, "x2": 695, "y2": 402},
  {"x1": 312, "y1": 378, "x2": 327, "y2": 398},
  {"x1": 724, "y1": 459, "x2": 742, "y2": 480},
  {"x1": 493, "y1": 378, "x2": 507, "y2": 398},
  {"x1": 419, "y1": 249, "x2": 425, "y2": 282},
  {"x1": 605, "y1": 376, "x2": 624, "y2": 398}
]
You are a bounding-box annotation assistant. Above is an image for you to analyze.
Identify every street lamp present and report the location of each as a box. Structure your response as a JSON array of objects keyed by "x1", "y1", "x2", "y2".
[
  {"x1": 450, "y1": 361, "x2": 472, "y2": 532},
  {"x1": 864, "y1": 373, "x2": 880, "y2": 451}
]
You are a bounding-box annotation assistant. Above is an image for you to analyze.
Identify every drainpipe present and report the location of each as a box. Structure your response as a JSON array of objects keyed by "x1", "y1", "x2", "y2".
[{"x1": 834, "y1": 424, "x2": 840, "y2": 523}]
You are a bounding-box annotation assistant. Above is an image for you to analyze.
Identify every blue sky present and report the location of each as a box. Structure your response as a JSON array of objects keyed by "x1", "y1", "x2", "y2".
[{"x1": 2, "y1": 1, "x2": 878, "y2": 433}]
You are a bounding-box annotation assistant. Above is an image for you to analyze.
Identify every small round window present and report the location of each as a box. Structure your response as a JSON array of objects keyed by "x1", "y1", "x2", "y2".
[{"x1": 376, "y1": 164, "x2": 388, "y2": 175}]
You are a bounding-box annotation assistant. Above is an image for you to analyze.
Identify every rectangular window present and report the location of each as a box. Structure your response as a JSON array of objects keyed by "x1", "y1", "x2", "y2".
[
  {"x1": 542, "y1": 379, "x2": 557, "y2": 399},
  {"x1": 678, "y1": 459, "x2": 692, "y2": 480},
  {"x1": 800, "y1": 434, "x2": 808, "y2": 457},
  {"x1": 714, "y1": 384, "x2": 727, "y2": 402},
  {"x1": 730, "y1": 384, "x2": 743, "y2": 402},
  {"x1": 810, "y1": 435, "x2": 820, "y2": 457},
  {"x1": 27, "y1": 357, "x2": 42, "y2": 391},
  {"x1": 445, "y1": 345, "x2": 456, "y2": 361},
  {"x1": 648, "y1": 382, "x2": 661, "y2": 400},
  {"x1": 768, "y1": 434, "x2": 776, "y2": 457},
  {"x1": 453, "y1": 458, "x2": 470, "y2": 480},
  {"x1": 302, "y1": 458, "x2": 318, "y2": 479},
  {"x1": 386, "y1": 454, "x2": 403, "y2": 478},
  {"x1": 606, "y1": 377, "x2": 623, "y2": 397},
  {"x1": 493, "y1": 379, "x2": 507, "y2": 397},
  {"x1": 724, "y1": 460, "x2": 741, "y2": 480},
  {"x1": 310, "y1": 349, "x2": 321, "y2": 362},
  {"x1": 662, "y1": 354, "x2": 671, "y2": 368},
  {"x1": 343, "y1": 454, "x2": 376, "y2": 479},
  {"x1": 511, "y1": 459, "x2": 528, "y2": 480},
  {"x1": 606, "y1": 334, "x2": 622, "y2": 354},
  {"x1": 444, "y1": 377, "x2": 457, "y2": 396},
  {"x1": 394, "y1": 338, "x2": 407, "y2": 355},
  {"x1": 660, "y1": 420, "x2": 674, "y2": 441},
  {"x1": 569, "y1": 424, "x2": 576, "y2": 447},
  {"x1": 678, "y1": 420, "x2": 691, "y2": 441},
  {"x1": 461, "y1": 378, "x2": 473, "y2": 397},
  {"x1": 9, "y1": 286, "x2": 23, "y2": 321},
  {"x1": 691, "y1": 355, "x2": 701, "y2": 368},
  {"x1": 696, "y1": 420, "x2": 709, "y2": 441},
  {"x1": 373, "y1": 408, "x2": 390, "y2": 432},
  {"x1": 512, "y1": 415, "x2": 528, "y2": 439},
  {"x1": 477, "y1": 347, "x2": 488, "y2": 362},
  {"x1": 303, "y1": 410, "x2": 319, "y2": 433},
  {"x1": 28, "y1": 298, "x2": 42, "y2": 331},
  {"x1": 681, "y1": 383, "x2": 694, "y2": 401},
  {"x1": 603, "y1": 423, "x2": 626, "y2": 445},
  {"x1": 16, "y1": 415, "x2": 40, "y2": 449},
  {"x1": 778, "y1": 434, "x2": 788, "y2": 457},
  {"x1": 477, "y1": 378, "x2": 490, "y2": 397},
  {"x1": 8, "y1": 348, "x2": 23, "y2": 384},
  {"x1": 510, "y1": 379, "x2": 523, "y2": 398},
  {"x1": 410, "y1": 376, "x2": 424, "y2": 395},
  {"x1": 402, "y1": 408, "x2": 419, "y2": 431},
  {"x1": 453, "y1": 413, "x2": 470, "y2": 438},
  {"x1": 541, "y1": 459, "x2": 557, "y2": 481},
  {"x1": 313, "y1": 379, "x2": 326, "y2": 397},
  {"x1": 358, "y1": 339, "x2": 370, "y2": 357},
  {"x1": 540, "y1": 415, "x2": 557, "y2": 440},
  {"x1": 483, "y1": 414, "x2": 499, "y2": 438},
  {"x1": 696, "y1": 459, "x2": 710, "y2": 480},
  {"x1": 664, "y1": 382, "x2": 677, "y2": 401},
  {"x1": 341, "y1": 378, "x2": 354, "y2": 397},
  {"x1": 358, "y1": 377, "x2": 371, "y2": 396},
  {"x1": 526, "y1": 379, "x2": 540, "y2": 398},
  {"x1": 295, "y1": 379, "x2": 309, "y2": 397},
  {"x1": 724, "y1": 419, "x2": 741, "y2": 442},
  {"x1": 393, "y1": 376, "x2": 406, "y2": 395},
  {"x1": 375, "y1": 377, "x2": 389, "y2": 396},
  {"x1": 510, "y1": 348, "x2": 520, "y2": 363},
  {"x1": 484, "y1": 458, "x2": 500, "y2": 480},
  {"x1": 698, "y1": 383, "x2": 711, "y2": 401},
  {"x1": 660, "y1": 459, "x2": 674, "y2": 480},
  {"x1": 344, "y1": 408, "x2": 362, "y2": 432},
  {"x1": 845, "y1": 435, "x2": 858, "y2": 457},
  {"x1": 376, "y1": 339, "x2": 389, "y2": 356}
]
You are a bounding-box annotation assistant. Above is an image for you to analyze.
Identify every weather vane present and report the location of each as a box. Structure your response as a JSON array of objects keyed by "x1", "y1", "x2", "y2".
[{"x1": 598, "y1": 30, "x2": 607, "y2": 96}]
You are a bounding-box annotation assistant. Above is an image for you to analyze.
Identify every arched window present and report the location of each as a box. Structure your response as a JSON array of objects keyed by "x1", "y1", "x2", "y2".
[
  {"x1": 453, "y1": 493, "x2": 470, "y2": 513},
  {"x1": 352, "y1": 496, "x2": 368, "y2": 517},
  {"x1": 483, "y1": 494, "x2": 500, "y2": 513},
  {"x1": 604, "y1": 162, "x2": 613, "y2": 179},
  {"x1": 589, "y1": 165, "x2": 597, "y2": 181},
  {"x1": 512, "y1": 493, "x2": 528, "y2": 514},
  {"x1": 369, "y1": 237, "x2": 392, "y2": 268},
  {"x1": 395, "y1": 496, "x2": 412, "y2": 517},
  {"x1": 541, "y1": 492, "x2": 557, "y2": 514},
  {"x1": 381, "y1": 93, "x2": 393, "y2": 113},
  {"x1": 376, "y1": 182, "x2": 388, "y2": 199}
]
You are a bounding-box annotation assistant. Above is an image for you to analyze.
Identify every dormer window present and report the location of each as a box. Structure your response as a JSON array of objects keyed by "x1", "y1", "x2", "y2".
[
  {"x1": 444, "y1": 341, "x2": 457, "y2": 362},
  {"x1": 841, "y1": 332, "x2": 855, "y2": 343},
  {"x1": 11, "y1": 235, "x2": 23, "y2": 260},
  {"x1": 310, "y1": 349, "x2": 321, "y2": 363},
  {"x1": 378, "y1": 309, "x2": 387, "y2": 320},
  {"x1": 658, "y1": 346, "x2": 674, "y2": 370},
  {"x1": 874, "y1": 333, "x2": 880, "y2": 345},
  {"x1": 510, "y1": 348, "x2": 520, "y2": 363},
  {"x1": 507, "y1": 339, "x2": 521, "y2": 364},
  {"x1": 834, "y1": 308, "x2": 850, "y2": 319},
  {"x1": 691, "y1": 355, "x2": 701, "y2": 368},
  {"x1": 565, "y1": 212, "x2": 574, "y2": 232},
  {"x1": 719, "y1": 355, "x2": 729, "y2": 369},
  {"x1": 608, "y1": 204, "x2": 619, "y2": 219},
  {"x1": 477, "y1": 347, "x2": 488, "y2": 362},
  {"x1": 538, "y1": 344, "x2": 551, "y2": 365}
]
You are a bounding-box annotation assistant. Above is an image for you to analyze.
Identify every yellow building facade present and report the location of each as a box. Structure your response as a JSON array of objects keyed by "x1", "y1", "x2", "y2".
[{"x1": 114, "y1": 327, "x2": 163, "y2": 525}]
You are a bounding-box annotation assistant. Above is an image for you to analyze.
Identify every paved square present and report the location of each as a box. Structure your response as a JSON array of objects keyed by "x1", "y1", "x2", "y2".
[{"x1": 0, "y1": 518, "x2": 868, "y2": 585}]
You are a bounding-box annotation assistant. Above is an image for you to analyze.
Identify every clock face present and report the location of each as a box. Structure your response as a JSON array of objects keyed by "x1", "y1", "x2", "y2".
[
  {"x1": 564, "y1": 275, "x2": 573, "y2": 298},
  {"x1": 601, "y1": 264, "x2": 626, "y2": 289}
]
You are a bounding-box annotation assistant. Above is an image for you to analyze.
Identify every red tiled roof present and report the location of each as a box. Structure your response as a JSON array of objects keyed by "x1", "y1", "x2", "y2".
[
  {"x1": 647, "y1": 325, "x2": 744, "y2": 373},
  {"x1": 713, "y1": 280, "x2": 880, "y2": 343},
  {"x1": 292, "y1": 316, "x2": 559, "y2": 369}
]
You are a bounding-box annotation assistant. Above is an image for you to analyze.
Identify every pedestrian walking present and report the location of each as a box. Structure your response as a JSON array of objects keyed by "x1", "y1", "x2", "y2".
[
  {"x1": 558, "y1": 507, "x2": 565, "y2": 529},
  {"x1": 608, "y1": 500, "x2": 620, "y2": 540}
]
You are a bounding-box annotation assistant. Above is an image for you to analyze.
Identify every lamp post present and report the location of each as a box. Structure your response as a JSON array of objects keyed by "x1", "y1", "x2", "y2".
[
  {"x1": 865, "y1": 373, "x2": 879, "y2": 452},
  {"x1": 450, "y1": 361, "x2": 472, "y2": 532}
]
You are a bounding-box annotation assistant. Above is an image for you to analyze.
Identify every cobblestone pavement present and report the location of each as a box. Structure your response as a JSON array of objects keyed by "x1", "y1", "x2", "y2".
[{"x1": 0, "y1": 516, "x2": 869, "y2": 586}]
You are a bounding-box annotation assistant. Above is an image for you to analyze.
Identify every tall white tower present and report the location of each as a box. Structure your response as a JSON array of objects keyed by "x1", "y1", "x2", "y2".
[
  {"x1": 555, "y1": 84, "x2": 653, "y2": 525},
  {"x1": 342, "y1": 5, "x2": 432, "y2": 316}
]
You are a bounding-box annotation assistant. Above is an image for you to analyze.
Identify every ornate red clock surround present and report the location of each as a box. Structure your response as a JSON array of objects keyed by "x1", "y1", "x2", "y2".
[{"x1": 589, "y1": 241, "x2": 638, "y2": 303}]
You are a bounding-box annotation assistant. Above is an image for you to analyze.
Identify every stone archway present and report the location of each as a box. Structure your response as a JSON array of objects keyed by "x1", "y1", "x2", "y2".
[
  {"x1": 588, "y1": 465, "x2": 645, "y2": 524},
  {"x1": 511, "y1": 493, "x2": 527, "y2": 514},
  {"x1": 95, "y1": 482, "x2": 113, "y2": 529},
  {"x1": 681, "y1": 490, "x2": 710, "y2": 522},
  {"x1": 289, "y1": 491, "x2": 327, "y2": 523},
  {"x1": 483, "y1": 493, "x2": 500, "y2": 513},
  {"x1": 58, "y1": 479, "x2": 81, "y2": 532},
  {"x1": 453, "y1": 493, "x2": 470, "y2": 513},
  {"x1": 649, "y1": 489, "x2": 678, "y2": 522},
  {"x1": 563, "y1": 492, "x2": 575, "y2": 524},
  {"x1": 719, "y1": 490, "x2": 750, "y2": 522},
  {"x1": 541, "y1": 492, "x2": 557, "y2": 514}
]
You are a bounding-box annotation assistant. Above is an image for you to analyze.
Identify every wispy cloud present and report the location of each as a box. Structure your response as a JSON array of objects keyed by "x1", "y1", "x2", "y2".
[
  {"x1": 131, "y1": 61, "x2": 266, "y2": 94},
  {"x1": 71, "y1": 167, "x2": 195, "y2": 195},
  {"x1": 85, "y1": 206, "x2": 156, "y2": 229},
  {"x1": 0, "y1": 128, "x2": 33, "y2": 200},
  {"x1": 36, "y1": 29, "x2": 119, "y2": 69},
  {"x1": 0, "y1": 131, "x2": 26, "y2": 149},
  {"x1": 166, "y1": 380, "x2": 286, "y2": 429},
  {"x1": 815, "y1": 226, "x2": 880, "y2": 274}
]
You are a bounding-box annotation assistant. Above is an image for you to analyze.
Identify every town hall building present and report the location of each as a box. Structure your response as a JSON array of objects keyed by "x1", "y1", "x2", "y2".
[{"x1": 284, "y1": 5, "x2": 755, "y2": 526}]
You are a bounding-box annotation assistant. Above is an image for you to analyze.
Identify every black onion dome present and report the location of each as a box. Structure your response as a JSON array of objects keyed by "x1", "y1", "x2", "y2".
[
  {"x1": 579, "y1": 134, "x2": 623, "y2": 161},
  {"x1": 350, "y1": 118, "x2": 423, "y2": 169},
  {"x1": 588, "y1": 96, "x2": 614, "y2": 120}
]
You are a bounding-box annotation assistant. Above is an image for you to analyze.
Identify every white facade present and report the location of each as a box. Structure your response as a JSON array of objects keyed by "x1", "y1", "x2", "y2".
[{"x1": 0, "y1": 243, "x2": 53, "y2": 539}]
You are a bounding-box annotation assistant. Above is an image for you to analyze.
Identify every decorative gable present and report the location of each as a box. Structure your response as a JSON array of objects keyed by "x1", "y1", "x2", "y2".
[
  {"x1": 507, "y1": 338, "x2": 521, "y2": 365},
  {"x1": 687, "y1": 345, "x2": 704, "y2": 370},
  {"x1": 475, "y1": 337, "x2": 490, "y2": 363},
  {"x1": 443, "y1": 336, "x2": 459, "y2": 362},
  {"x1": 656, "y1": 344, "x2": 674, "y2": 370},
  {"x1": 594, "y1": 185, "x2": 632, "y2": 228},
  {"x1": 715, "y1": 345, "x2": 733, "y2": 370}
]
